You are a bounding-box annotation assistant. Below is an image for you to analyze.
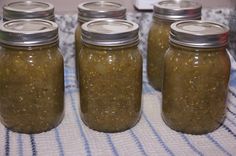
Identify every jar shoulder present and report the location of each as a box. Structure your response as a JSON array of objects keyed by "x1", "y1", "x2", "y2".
[
  {"x1": 165, "y1": 46, "x2": 231, "y2": 74},
  {"x1": 80, "y1": 46, "x2": 142, "y2": 59},
  {"x1": 0, "y1": 45, "x2": 63, "y2": 67},
  {"x1": 0, "y1": 45, "x2": 62, "y2": 57},
  {"x1": 148, "y1": 21, "x2": 171, "y2": 41}
]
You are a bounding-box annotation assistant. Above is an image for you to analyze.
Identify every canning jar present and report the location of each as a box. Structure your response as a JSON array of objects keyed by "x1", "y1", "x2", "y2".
[
  {"x1": 75, "y1": 1, "x2": 126, "y2": 78},
  {"x1": 162, "y1": 20, "x2": 230, "y2": 134},
  {"x1": 0, "y1": 19, "x2": 64, "y2": 134},
  {"x1": 3, "y1": 1, "x2": 55, "y2": 21},
  {"x1": 79, "y1": 19, "x2": 142, "y2": 132},
  {"x1": 147, "y1": 0, "x2": 202, "y2": 90}
]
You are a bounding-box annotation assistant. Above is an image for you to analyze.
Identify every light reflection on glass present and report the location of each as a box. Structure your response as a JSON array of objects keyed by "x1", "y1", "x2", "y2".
[{"x1": 108, "y1": 55, "x2": 113, "y2": 64}]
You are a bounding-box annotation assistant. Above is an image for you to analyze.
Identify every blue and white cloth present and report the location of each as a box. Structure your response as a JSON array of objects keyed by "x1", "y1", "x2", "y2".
[{"x1": 1, "y1": 11, "x2": 236, "y2": 155}]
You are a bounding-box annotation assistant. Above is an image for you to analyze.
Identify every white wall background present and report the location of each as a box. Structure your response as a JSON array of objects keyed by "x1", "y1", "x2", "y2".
[{"x1": 0, "y1": 0, "x2": 235, "y2": 14}]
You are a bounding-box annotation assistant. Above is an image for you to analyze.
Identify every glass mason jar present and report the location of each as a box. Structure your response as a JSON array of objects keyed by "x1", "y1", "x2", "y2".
[
  {"x1": 0, "y1": 19, "x2": 64, "y2": 134},
  {"x1": 3, "y1": 1, "x2": 55, "y2": 21},
  {"x1": 79, "y1": 19, "x2": 142, "y2": 132},
  {"x1": 75, "y1": 1, "x2": 126, "y2": 78},
  {"x1": 147, "y1": 0, "x2": 202, "y2": 90},
  {"x1": 162, "y1": 21, "x2": 230, "y2": 134}
]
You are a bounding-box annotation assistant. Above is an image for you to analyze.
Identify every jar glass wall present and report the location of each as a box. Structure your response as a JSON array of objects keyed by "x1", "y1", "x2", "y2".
[
  {"x1": 0, "y1": 44, "x2": 64, "y2": 134},
  {"x1": 147, "y1": 0, "x2": 202, "y2": 91},
  {"x1": 162, "y1": 43, "x2": 230, "y2": 134},
  {"x1": 79, "y1": 44, "x2": 142, "y2": 132},
  {"x1": 147, "y1": 19, "x2": 172, "y2": 90},
  {"x1": 75, "y1": 1, "x2": 126, "y2": 79}
]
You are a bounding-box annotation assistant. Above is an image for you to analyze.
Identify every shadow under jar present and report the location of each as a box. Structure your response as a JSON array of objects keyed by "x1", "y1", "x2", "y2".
[
  {"x1": 162, "y1": 20, "x2": 231, "y2": 134},
  {"x1": 147, "y1": 0, "x2": 202, "y2": 91},
  {"x1": 79, "y1": 19, "x2": 142, "y2": 132},
  {"x1": 75, "y1": 1, "x2": 126, "y2": 78},
  {"x1": 3, "y1": 1, "x2": 55, "y2": 21},
  {"x1": 0, "y1": 19, "x2": 64, "y2": 134}
]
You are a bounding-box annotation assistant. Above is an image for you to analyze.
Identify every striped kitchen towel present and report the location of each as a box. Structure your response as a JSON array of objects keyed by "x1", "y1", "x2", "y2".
[{"x1": 0, "y1": 54, "x2": 236, "y2": 156}]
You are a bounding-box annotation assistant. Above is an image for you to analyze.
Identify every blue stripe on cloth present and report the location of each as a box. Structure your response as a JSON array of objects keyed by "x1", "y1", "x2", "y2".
[
  {"x1": 142, "y1": 113, "x2": 175, "y2": 156},
  {"x1": 143, "y1": 82, "x2": 158, "y2": 94},
  {"x1": 5, "y1": 128, "x2": 10, "y2": 156},
  {"x1": 30, "y1": 135, "x2": 37, "y2": 156},
  {"x1": 221, "y1": 124, "x2": 236, "y2": 139},
  {"x1": 226, "y1": 117, "x2": 236, "y2": 127},
  {"x1": 228, "y1": 89, "x2": 236, "y2": 108},
  {"x1": 54, "y1": 128, "x2": 64, "y2": 156},
  {"x1": 64, "y1": 67, "x2": 76, "y2": 75},
  {"x1": 105, "y1": 134, "x2": 119, "y2": 156},
  {"x1": 64, "y1": 79, "x2": 77, "y2": 83},
  {"x1": 17, "y1": 134, "x2": 23, "y2": 156},
  {"x1": 229, "y1": 89, "x2": 236, "y2": 100},
  {"x1": 228, "y1": 108, "x2": 236, "y2": 118},
  {"x1": 65, "y1": 88, "x2": 78, "y2": 94},
  {"x1": 231, "y1": 103, "x2": 236, "y2": 110},
  {"x1": 230, "y1": 69, "x2": 236, "y2": 87},
  {"x1": 206, "y1": 134, "x2": 232, "y2": 156},
  {"x1": 146, "y1": 83, "x2": 156, "y2": 94},
  {"x1": 65, "y1": 68, "x2": 147, "y2": 156},
  {"x1": 129, "y1": 129, "x2": 148, "y2": 156},
  {"x1": 228, "y1": 99, "x2": 236, "y2": 109},
  {"x1": 143, "y1": 83, "x2": 151, "y2": 94},
  {"x1": 144, "y1": 83, "x2": 151, "y2": 94},
  {"x1": 68, "y1": 90, "x2": 92, "y2": 156},
  {"x1": 65, "y1": 85, "x2": 77, "y2": 90},
  {"x1": 64, "y1": 73, "x2": 76, "y2": 78},
  {"x1": 143, "y1": 83, "x2": 148, "y2": 93},
  {"x1": 64, "y1": 69, "x2": 76, "y2": 79},
  {"x1": 153, "y1": 87, "x2": 204, "y2": 155},
  {"x1": 66, "y1": 71, "x2": 119, "y2": 156},
  {"x1": 180, "y1": 134, "x2": 203, "y2": 156}
]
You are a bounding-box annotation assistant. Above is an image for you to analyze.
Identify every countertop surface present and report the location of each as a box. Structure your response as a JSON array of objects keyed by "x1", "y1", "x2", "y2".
[{"x1": 0, "y1": 8, "x2": 236, "y2": 156}]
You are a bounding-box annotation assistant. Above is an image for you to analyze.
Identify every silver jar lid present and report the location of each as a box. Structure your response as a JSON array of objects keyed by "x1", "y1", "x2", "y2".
[
  {"x1": 170, "y1": 20, "x2": 229, "y2": 48},
  {"x1": 153, "y1": 0, "x2": 202, "y2": 21},
  {"x1": 81, "y1": 19, "x2": 139, "y2": 46},
  {"x1": 3, "y1": 1, "x2": 55, "y2": 21},
  {"x1": 0, "y1": 19, "x2": 58, "y2": 47},
  {"x1": 78, "y1": 1, "x2": 126, "y2": 23}
]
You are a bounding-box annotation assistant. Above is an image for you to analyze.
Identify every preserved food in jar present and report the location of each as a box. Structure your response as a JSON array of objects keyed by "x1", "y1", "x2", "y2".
[
  {"x1": 147, "y1": 0, "x2": 202, "y2": 90},
  {"x1": 162, "y1": 20, "x2": 230, "y2": 134},
  {"x1": 75, "y1": 1, "x2": 126, "y2": 78},
  {"x1": 79, "y1": 19, "x2": 142, "y2": 132},
  {"x1": 3, "y1": 1, "x2": 55, "y2": 21},
  {"x1": 0, "y1": 19, "x2": 64, "y2": 134}
]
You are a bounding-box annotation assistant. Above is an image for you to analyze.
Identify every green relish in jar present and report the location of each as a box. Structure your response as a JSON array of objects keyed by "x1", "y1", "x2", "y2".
[
  {"x1": 162, "y1": 20, "x2": 230, "y2": 134},
  {"x1": 0, "y1": 19, "x2": 64, "y2": 134},
  {"x1": 75, "y1": 1, "x2": 126, "y2": 78},
  {"x1": 79, "y1": 19, "x2": 142, "y2": 132},
  {"x1": 147, "y1": 0, "x2": 202, "y2": 90}
]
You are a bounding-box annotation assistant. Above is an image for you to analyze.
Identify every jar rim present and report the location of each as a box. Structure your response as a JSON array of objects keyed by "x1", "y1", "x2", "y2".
[
  {"x1": 3, "y1": 1, "x2": 55, "y2": 21},
  {"x1": 169, "y1": 20, "x2": 229, "y2": 48},
  {"x1": 81, "y1": 19, "x2": 139, "y2": 47},
  {"x1": 77, "y1": 1, "x2": 126, "y2": 23},
  {"x1": 153, "y1": 0, "x2": 202, "y2": 21},
  {"x1": 0, "y1": 19, "x2": 59, "y2": 47}
]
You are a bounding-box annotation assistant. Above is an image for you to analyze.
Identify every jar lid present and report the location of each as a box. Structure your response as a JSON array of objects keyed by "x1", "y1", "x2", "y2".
[
  {"x1": 0, "y1": 19, "x2": 58, "y2": 47},
  {"x1": 170, "y1": 20, "x2": 229, "y2": 48},
  {"x1": 3, "y1": 1, "x2": 55, "y2": 21},
  {"x1": 153, "y1": 0, "x2": 202, "y2": 21},
  {"x1": 78, "y1": 1, "x2": 126, "y2": 23},
  {"x1": 81, "y1": 19, "x2": 139, "y2": 46}
]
